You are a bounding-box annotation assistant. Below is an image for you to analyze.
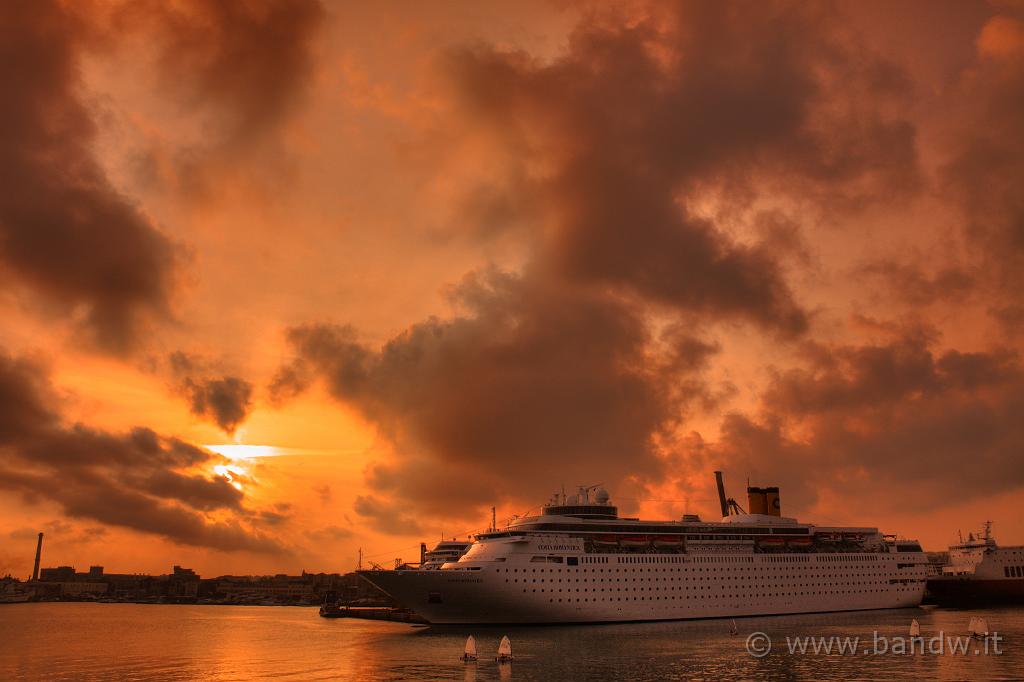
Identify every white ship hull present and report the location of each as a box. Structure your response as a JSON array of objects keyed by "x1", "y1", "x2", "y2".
[
  {"x1": 360, "y1": 480, "x2": 928, "y2": 624},
  {"x1": 361, "y1": 549, "x2": 927, "y2": 624},
  {"x1": 927, "y1": 524, "x2": 1024, "y2": 605}
]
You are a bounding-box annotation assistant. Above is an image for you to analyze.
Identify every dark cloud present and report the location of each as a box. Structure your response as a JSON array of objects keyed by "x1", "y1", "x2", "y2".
[
  {"x1": 253, "y1": 503, "x2": 293, "y2": 527},
  {"x1": 6, "y1": 519, "x2": 104, "y2": 545},
  {"x1": 353, "y1": 495, "x2": 423, "y2": 536},
  {"x1": 767, "y1": 332, "x2": 1023, "y2": 414},
  {"x1": 857, "y1": 261, "x2": 976, "y2": 306},
  {"x1": 934, "y1": 12, "x2": 1024, "y2": 321},
  {"x1": 313, "y1": 484, "x2": 332, "y2": 504},
  {"x1": 265, "y1": 1, "x2": 940, "y2": 530},
  {"x1": 764, "y1": 332, "x2": 942, "y2": 415},
  {"x1": 304, "y1": 524, "x2": 353, "y2": 543},
  {"x1": 0, "y1": 354, "x2": 57, "y2": 442},
  {"x1": 275, "y1": 268, "x2": 717, "y2": 528},
  {"x1": 440, "y1": 1, "x2": 922, "y2": 335},
  {"x1": 139, "y1": 468, "x2": 244, "y2": 512},
  {"x1": 183, "y1": 377, "x2": 253, "y2": 434},
  {"x1": 116, "y1": 0, "x2": 326, "y2": 145},
  {"x1": 0, "y1": 1, "x2": 177, "y2": 353},
  {"x1": 991, "y1": 304, "x2": 1024, "y2": 335},
  {"x1": 111, "y1": 0, "x2": 326, "y2": 199},
  {"x1": 0, "y1": 350, "x2": 283, "y2": 554},
  {"x1": 169, "y1": 352, "x2": 254, "y2": 434},
  {"x1": 692, "y1": 331, "x2": 1024, "y2": 514}
]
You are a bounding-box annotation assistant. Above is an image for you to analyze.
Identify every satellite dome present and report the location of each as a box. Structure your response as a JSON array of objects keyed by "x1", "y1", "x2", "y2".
[{"x1": 595, "y1": 487, "x2": 610, "y2": 504}]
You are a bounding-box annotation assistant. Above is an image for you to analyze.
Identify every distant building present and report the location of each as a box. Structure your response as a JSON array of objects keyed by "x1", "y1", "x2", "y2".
[
  {"x1": 37, "y1": 565, "x2": 108, "y2": 597},
  {"x1": 211, "y1": 573, "x2": 317, "y2": 603},
  {"x1": 31, "y1": 563, "x2": 390, "y2": 606},
  {"x1": 58, "y1": 581, "x2": 108, "y2": 597},
  {"x1": 39, "y1": 566, "x2": 76, "y2": 581},
  {"x1": 36, "y1": 565, "x2": 199, "y2": 600},
  {"x1": 163, "y1": 566, "x2": 200, "y2": 599}
]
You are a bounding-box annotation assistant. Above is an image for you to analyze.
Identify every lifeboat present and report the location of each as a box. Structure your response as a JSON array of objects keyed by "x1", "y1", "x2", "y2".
[
  {"x1": 787, "y1": 537, "x2": 813, "y2": 547},
  {"x1": 652, "y1": 535, "x2": 684, "y2": 548},
  {"x1": 758, "y1": 536, "x2": 786, "y2": 547},
  {"x1": 592, "y1": 535, "x2": 619, "y2": 547},
  {"x1": 619, "y1": 535, "x2": 650, "y2": 548}
]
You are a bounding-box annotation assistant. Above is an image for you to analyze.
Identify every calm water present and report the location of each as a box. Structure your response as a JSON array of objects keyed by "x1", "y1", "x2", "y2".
[{"x1": 1, "y1": 603, "x2": 1023, "y2": 681}]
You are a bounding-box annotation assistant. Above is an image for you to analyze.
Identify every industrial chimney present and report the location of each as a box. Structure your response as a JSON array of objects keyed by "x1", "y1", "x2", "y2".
[
  {"x1": 714, "y1": 471, "x2": 729, "y2": 518},
  {"x1": 31, "y1": 532, "x2": 43, "y2": 582}
]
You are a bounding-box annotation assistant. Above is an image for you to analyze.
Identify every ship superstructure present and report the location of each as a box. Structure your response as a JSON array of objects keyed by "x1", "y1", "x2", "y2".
[
  {"x1": 420, "y1": 540, "x2": 472, "y2": 570},
  {"x1": 0, "y1": 576, "x2": 34, "y2": 604},
  {"x1": 927, "y1": 522, "x2": 1024, "y2": 605},
  {"x1": 359, "y1": 474, "x2": 929, "y2": 624}
]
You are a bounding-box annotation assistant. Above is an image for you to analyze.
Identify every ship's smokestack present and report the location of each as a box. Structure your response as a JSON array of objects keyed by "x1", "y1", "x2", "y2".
[
  {"x1": 714, "y1": 471, "x2": 729, "y2": 518},
  {"x1": 32, "y1": 532, "x2": 43, "y2": 581},
  {"x1": 747, "y1": 487, "x2": 768, "y2": 515},
  {"x1": 765, "y1": 486, "x2": 781, "y2": 517},
  {"x1": 419, "y1": 542, "x2": 427, "y2": 565}
]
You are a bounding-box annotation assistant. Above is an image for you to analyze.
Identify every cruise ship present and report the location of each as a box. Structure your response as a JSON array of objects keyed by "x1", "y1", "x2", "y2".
[
  {"x1": 927, "y1": 522, "x2": 1024, "y2": 605},
  {"x1": 358, "y1": 473, "x2": 929, "y2": 624}
]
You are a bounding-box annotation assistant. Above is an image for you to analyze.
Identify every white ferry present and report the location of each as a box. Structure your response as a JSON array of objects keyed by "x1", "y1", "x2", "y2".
[
  {"x1": 358, "y1": 473, "x2": 929, "y2": 624},
  {"x1": 0, "y1": 577, "x2": 34, "y2": 604},
  {"x1": 927, "y1": 522, "x2": 1024, "y2": 605},
  {"x1": 420, "y1": 540, "x2": 473, "y2": 570}
]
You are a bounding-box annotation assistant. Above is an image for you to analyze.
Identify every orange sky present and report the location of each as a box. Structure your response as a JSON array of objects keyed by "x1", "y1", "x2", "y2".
[{"x1": 1, "y1": 0, "x2": 1023, "y2": 578}]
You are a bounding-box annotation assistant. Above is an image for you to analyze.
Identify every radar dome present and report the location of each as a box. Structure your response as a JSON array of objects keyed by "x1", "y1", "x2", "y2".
[{"x1": 595, "y1": 488, "x2": 610, "y2": 504}]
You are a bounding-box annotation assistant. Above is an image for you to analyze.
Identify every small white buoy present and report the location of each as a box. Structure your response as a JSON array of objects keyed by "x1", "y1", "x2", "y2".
[
  {"x1": 909, "y1": 619, "x2": 920, "y2": 637},
  {"x1": 462, "y1": 635, "x2": 478, "y2": 661},
  {"x1": 496, "y1": 635, "x2": 513, "y2": 661}
]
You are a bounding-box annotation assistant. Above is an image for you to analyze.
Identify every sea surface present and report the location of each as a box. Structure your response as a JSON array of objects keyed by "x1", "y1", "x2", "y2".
[{"x1": 1, "y1": 603, "x2": 1023, "y2": 681}]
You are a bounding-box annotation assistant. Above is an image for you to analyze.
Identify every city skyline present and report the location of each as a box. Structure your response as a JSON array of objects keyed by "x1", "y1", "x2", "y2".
[{"x1": 2, "y1": 0, "x2": 1023, "y2": 578}]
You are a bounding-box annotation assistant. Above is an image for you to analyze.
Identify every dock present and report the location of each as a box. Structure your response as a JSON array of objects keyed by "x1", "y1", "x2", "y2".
[{"x1": 319, "y1": 605, "x2": 428, "y2": 623}]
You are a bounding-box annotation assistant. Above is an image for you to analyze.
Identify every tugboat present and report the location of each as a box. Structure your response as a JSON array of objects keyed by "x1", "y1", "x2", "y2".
[
  {"x1": 927, "y1": 522, "x2": 1024, "y2": 605},
  {"x1": 319, "y1": 591, "x2": 345, "y2": 618}
]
